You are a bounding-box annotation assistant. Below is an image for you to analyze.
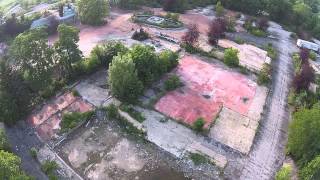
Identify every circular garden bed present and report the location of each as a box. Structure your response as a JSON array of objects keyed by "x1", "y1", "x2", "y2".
[{"x1": 132, "y1": 14, "x2": 183, "y2": 29}]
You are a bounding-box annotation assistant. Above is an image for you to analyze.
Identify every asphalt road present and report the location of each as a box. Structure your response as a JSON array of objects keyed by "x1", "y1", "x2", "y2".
[
  {"x1": 5, "y1": 121, "x2": 48, "y2": 180},
  {"x1": 239, "y1": 22, "x2": 297, "y2": 179}
]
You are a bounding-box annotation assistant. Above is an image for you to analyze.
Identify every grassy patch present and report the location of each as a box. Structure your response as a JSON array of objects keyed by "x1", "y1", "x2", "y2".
[
  {"x1": 104, "y1": 105, "x2": 145, "y2": 136},
  {"x1": 41, "y1": 160, "x2": 59, "y2": 180},
  {"x1": 164, "y1": 75, "x2": 182, "y2": 91},
  {"x1": 275, "y1": 164, "x2": 292, "y2": 180},
  {"x1": 119, "y1": 104, "x2": 145, "y2": 123},
  {"x1": 60, "y1": 111, "x2": 94, "y2": 133},
  {"x1": 264, "y1": 43, "x2": 277, "y2": 60},
  {"x1": 193, "y1": 118, "x2": 205, "y2": 132},
  {"x1": 190, "y1": 153, "x2": 209, "y2": 165}
]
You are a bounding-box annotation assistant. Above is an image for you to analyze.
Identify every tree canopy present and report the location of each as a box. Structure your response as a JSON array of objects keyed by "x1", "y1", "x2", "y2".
[{"x1": 77, "y1": 0, "x2": 109, "y2": 25}]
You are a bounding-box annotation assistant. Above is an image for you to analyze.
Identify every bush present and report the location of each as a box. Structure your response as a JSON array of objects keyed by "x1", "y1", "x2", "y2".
[
  {"x1": 60, "y1": 111, "x2": 94, "y2": 132},
  {"x1": 235, "y1": 36, "x2": 245, "y2": 44},
  {"x1": 299, "y1": 156, "x2": 320, "y2": 180},
  {"x1": 182, "y1": 43, "x2": 199, "y2": 54},
  {"x1": 193, "y1": 118, "x2": 205, "y2": 132},
  {"x1": 310, "y1": 51, "x2": 317, "y2": 61},
  {"x1": 258, "y1": 63, "x2": 271, "y2": 85},
  {"x1": 190, "y1": 153, "x2": 209, "y2": 165},
  {"x1": 105, "y1": 104, "x2": 119, "y2": 119},
  {"x1": 165, "y1": 13, "x2": 180, "y2": 21},
  {"x1": 251, "y1": 29, "x2": 267, "y2": 37},
  {"x1": 0, "y1": 130, "x2": 10, "y2": 152},
  {"x1": 265, "y1": 43, "x2": 277, "y2": 60},
  {"x1": 224, "y1": 48, "x2": 239, "y2": 67},
  {"x1": 29, "y1": 147, "x2": 37, "y2": 159},
  {"x1": 91, "y1": 41, "x2": 128, "y2": 66},
  {"x1": 72, "y1": 90, "x2": 80, "y2": 97},
  {"x1": 120, "y1": 104, "x2": 145, "y2": 122},
  {"x1": 158, "y1": 50, "x2": 179, "y2": 73},
  {"x1": 287, "y1": 107, "x2": 320, "y2": 166},
  {"x1": 41, "y1": 160, "x2": 58, "y2": 178},
  {"x1": 275, "y1": 164, "x2": 292, "y2": 180},
  {"x1": 165, "y1": 75, "x2": 182, "y2": 91},
  {"x1": 131, "y1": 28, "x2": 149, "y2": 41}
]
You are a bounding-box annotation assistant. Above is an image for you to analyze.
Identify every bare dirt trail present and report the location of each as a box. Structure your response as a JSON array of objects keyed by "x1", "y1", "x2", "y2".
[{"x1": 239, "y1": 22, "x2": 297, "y2": 179}]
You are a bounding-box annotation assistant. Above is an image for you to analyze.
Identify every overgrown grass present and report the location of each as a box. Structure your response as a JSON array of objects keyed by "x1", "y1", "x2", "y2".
[
  {"x1": 190, "y1": 153, "x2": 210, "y2": 165},
  {"x1": 264, "y1": 43, "x2": 277, "y2": 60},
  {"x1": 60, "y1": 111, "x2": 94, "y2": 133},
  {"x1": 275, "y1": 164, "x2": 292, "y2": 180},
  {"x1": 41, "y1": 160, "x2": 59, "y2": 180},
  {"x1": 119, "y1": 104, "x2": 145, "y2": 123},
  {"x1": 104, "y1": 105, "x2": 145, "y2": 136}
]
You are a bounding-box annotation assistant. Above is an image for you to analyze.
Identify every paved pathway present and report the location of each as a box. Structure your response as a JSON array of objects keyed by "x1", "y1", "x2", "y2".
[{"x1": 239, "y1": 22, "x2": 297, "y2": 179}]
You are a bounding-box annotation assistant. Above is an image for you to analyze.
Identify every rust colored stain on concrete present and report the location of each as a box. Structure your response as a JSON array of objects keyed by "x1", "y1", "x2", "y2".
[{"x1": 155, "y1": 56, "x2": 257, "y2": 128}]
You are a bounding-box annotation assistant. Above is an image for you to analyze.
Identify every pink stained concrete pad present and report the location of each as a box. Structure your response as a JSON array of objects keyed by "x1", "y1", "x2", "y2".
[{"x1": 155, "y1": 56, "x2": 257, "y2": 128}]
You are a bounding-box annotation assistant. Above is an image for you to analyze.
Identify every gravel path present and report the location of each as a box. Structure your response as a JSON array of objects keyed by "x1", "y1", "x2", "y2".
[{"x1": 239, "y1": 22, "x2": 297, "y2": 179}]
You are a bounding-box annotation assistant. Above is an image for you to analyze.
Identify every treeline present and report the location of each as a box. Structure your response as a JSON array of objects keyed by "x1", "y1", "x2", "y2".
[
  {"x1": 114, "y1": 0, "x2": 320, "y2": 39},
  {"x1": 285, "y1": 49, "x2": 320, "y2": 179}
]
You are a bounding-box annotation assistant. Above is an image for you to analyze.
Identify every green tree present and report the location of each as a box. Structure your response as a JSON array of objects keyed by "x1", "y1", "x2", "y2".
[
  {"x1": 158, "y1": 50, "x2": 179, "y2": 73},
  {"x1": 10, "y1": 28, "x2": 53, "y2": 92},
  {"x1": 91, "y1": 41, "x2": 128, "y2": 66},
  {"x1": 224, "y1": 48, "x2": 239, "y2": 67},
  {"x1": 287, "y1": 107, "x2": 320, "y2": 166},
  {"x1": 54, "y1": 24, "x2": 82, "y2": 79},
  {"x1": 108, "y1": 53, "x2": 143, "y2": 103},
  {"x1": 300, "y1": 156, "x2": 320, "y2": 180},
  {"x1": 130, "y1": 44, "x2": 158, "y2": 86},
  {"x1": 0, "y1": 150, "x2": 28, "y2": 179},
  {"x1": 77, "y1": 0, "x2": 109, "y2": 25},
  {"x1": 215, "y1": 1, "x2": 224, "y2": 17},
  {"x1": 292, "y1": 1, "x2": 312, "y2": 26}
]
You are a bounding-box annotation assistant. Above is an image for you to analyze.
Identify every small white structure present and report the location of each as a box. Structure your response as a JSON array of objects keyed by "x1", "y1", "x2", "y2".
[{"x1": 297, "y1": 39, "x2": 320, "y2": 52}]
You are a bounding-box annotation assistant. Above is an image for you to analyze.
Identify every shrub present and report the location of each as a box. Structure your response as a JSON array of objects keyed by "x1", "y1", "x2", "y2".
[
  {"x1": 131, "y1": 28, "x2": 149, "y2": 41},
  {"x1": 165, "y1": 75, "x2": 182, "y2": 91},
  {"x1": 41, "y1": 160, "x2": 58, "y2": 178},
  {"x1": 275, "y1": 164, "x2": 292, "y2": 180},
  {"x1": 215, "y1": 1, "x2": 224, "y2": 17},
  {"x1": 310, "y1": 51, "x2": 317, "y2": 61},
  {"x1": 193, "y1": 118, "x2": 205, "y2": 132},
  {"x1": 182, "y1": 24, "x2": 200, "y2": 46},
  {"x1": 299, "y1": 156, "x2": 320, "y2": 180},
  {"x1": 182, "y1": 43, "x2": 199, "y2": 54},
  {"x1": 72, "y1": 90, "x2": 80, "y2": 97},
  {"x1": 287, "y1": 107, "x2": 320, "y2": 166},
  {"x1": 224, "y1": 48, "x2": 239, "y2": 67},
  {"x1": 91, "y1": 41, "x2": 128, "y2": 66},
  {"x1": 293, "y1": 62, "x2": 315, "y2": 92},
  {"x1": 208, "y1": 18, "x2": 226, "y2": 45},
  {"x1": 258, "y1": 63, "x2": 271, "y2": 85},
  {"x1": 0, "y1": 130, "x2": 10, "y2": 152},
  {"x1": 165, "y1": 13, "x2": 180, "y2": 21},
  {"x1": 190, "y1": 153, "x2": 209, "y2": 165},
  {"x1": 235, "y1": 37, "x2": 245, "y2": 44},
  {"x1": 60, "y1": 111, "x2": 94, "y2": 132},
  {"x1": 265, "y1": 43, "x2": 277, "y2": 60},
  {"x1": 29, "y1": 147, "x2": 37, "y2": 159},
  {"x1": 251, "y1": 29, "x2": 267, "y2": 37},
  {"x1": 158, "y1": 50, "x2": 179, "y2": 73},
  {"x1": 105, "y1": 104, "x2": 119, "y2": 119}
]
